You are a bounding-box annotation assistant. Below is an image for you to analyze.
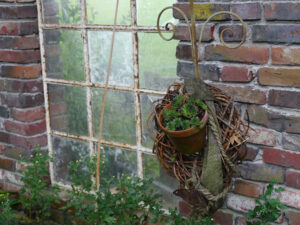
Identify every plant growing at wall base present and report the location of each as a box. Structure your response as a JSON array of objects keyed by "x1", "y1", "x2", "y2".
[
  {"x1": 245, "y1": 183, "x2": 287, "y2": 225},
  {"x1": 0, "y1": 193, "x2": 18, "y2": 225}
]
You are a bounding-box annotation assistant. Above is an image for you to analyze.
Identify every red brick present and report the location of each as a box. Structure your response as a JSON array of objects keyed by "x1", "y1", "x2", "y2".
[
  {"x1": 279, "y1": 187, "x2": 300, "y2": 209},
  {"x1": 233, "y1": 179, "x2": 264, "y2": 198},
  {"x1": 219, "y1": 25, "x2": 244, "y2": 42},
  {"x1": 212, "y1": 84, "x2": 267, "y2": 105},
  {"x1": 0, "y1": 50, "x2": 40, "y2": 63},
  {"x1": 272, "y1": 47, "x2": 300, "y2": 66},
  {"x1": 247, "y1": 126, "x2": 276, "y2": 146},
  {"x1": 232, "y1": 3, "x2": 261, "y2": 20},
  {"x1": 221, "y1": 66, "x2": 253, "y2": 82},
  {"x1": 0, "y1": 157, "x2": 15, "y2": 171},
  {"x1": 258, "y1": 68, "x2": 300, "y2": 88},
  {"x1": 173, "y1": 3, "x2": 230, "y2": 20},
  {"x1": 0, "y1": 5, "x2": 37, "y2": 19},
  {"x1": 9, "y1": 133, "x2": 47, "y2": 149},
  {"x1": 205, "y1": 45, "x2": 269, "y2": 64},
  {"x1": 0, "y1": 132, "x2": 9, "y2": 144},
  {"x1": 211, "y1": 209, "x2": 233, "y2": 225},
  {"x1": 264, "y1": 3, "x2": 300, "y2": 21},
  {"x1": 244, "y1": 145, "x2": 258, "y2": 161},
  {"x1": 0, "y1": 36, "x2": 39, "y2": 50},
  {"x1": 284, "y1": 116, "x2": 300, "y2": 134},
  {"x1": 226, "y1": 193, "x2": 256, "y2": 213},
  {"x1": 0, "y1": 181, "x2": 20, "y2": 191},
  {"x1": 1, "y1": 93, "x2": 44, "y2": 108},
  {"x1": 174, "y1": 24, "x2": 214, "y2": 42},
  {"x1": 0, "y1": 65, "x2": 41, "y2": 79},
  {"x1": 11, "y1": 106, "x2": 45, "y2": 122},
  {"x1": 269, "y1": 90, "x2": 300, "y2": 109},
  {"x1": 0, "y1": 21, "x2": 18, "y2": 35},
  {"x1": 263, "y1": 148, "x2": 300, "y2": 170},
  {"x1": 286, "y1": 210, "x2": 300, "y2": 225},
  {"x1": 5, "y1": 120, "x2": 46, "y2": 136},
  {"x1": 50, "y1": 102, "x2": 67, "y2": 116},
  {"x1": 0, "y1": 169, "x2": 23, "y2": 185},
  {"x1": 283, "y1": 133, "x2": 300, "y2": 152},
  {"x1": 286, "y1": 170, "x2": 300, "y2": 189},
  {"x1": 6, "y1": 79, "x2": 43, "y2": 93},
  {"x1": 19, "y1": 21, "x2": 38, "y2": 35}
]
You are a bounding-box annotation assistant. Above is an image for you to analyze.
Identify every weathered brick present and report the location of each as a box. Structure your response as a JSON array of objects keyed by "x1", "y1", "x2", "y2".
[
  {"x1": 173, "y1": 3, "x2": 230, "y2": 20},
  {"x1": 286, "y1": 170, "x2": 300, "y2": 189},
  {"x1": 5, "y1": 79, "x2": 43, "y2": 93},
  {"x1": 247, "y1": 105, "x2": 283, "y2": 132},
  {"x1": 5, "y1": 120, "x2": 46, "y2": 136},
  {"x1": 0, "y1": 157, "x2": 15, "y2": 171},
  {"x1": 0, "y1": 21, "x2": 18, "y2": 35},
  {"x1": 221, "y1": 66, "x2": 253, "y2": 82},
  {"x1": 3, "y1": 146, "x2": 31, "y2": 160},
  {"x1": 0, "y1": 181, "x2": 20, "y2": 191},
  {"x1": 234, "y1": 179, "x2": 264, "y2": 198},
  {"x1": 258, "y1": 68, "x2": 300, "y2": 88},
  {"x1": 0, "y1": 132, "x2": 9, "y2": 144},
  {"x1": 0, "y1": 169, "x2": 23, "y2": 185},
  {"x1": 0, "y1": 36, "x2": 39, "y2": 50},
  {"x1": 286, "y1": 210, "x2": 300, "y2": 225},
  {"x1": 0, "y1": 65, "x2": 41, "y2": 79},
  {"x1": 0, "y1": 50, "x2": 40, "y2": 63},
  {"x1": 244, "y1": 145, "x2": 258, "y2": 161},
  {"x1": 219, "y1": 25, "x2": 244, "y2": 42},
  {"x1": 212, "y1": 84, "x2": 267, "y2": 105},
  {"x1": 19, "y1": 21, "x2": 38, "y2": 35},
  {"x1": 272, "y1": 47, "x2": 300, "y2": 66},
  {"x1": 247, "y1": 126, "x2": 277, "y2": 146},
  {"x1": 253, "y1": 25, "x2": 300, "y2": 43},
  {"x1": 11, "y1": 106, "x2": 45, "y2": 122},
  {"x1": 284, "y1": 116, "x2": 300, "y2": 134},
  {"x1": 232, "y1": 3, "x2": 261, "y2": 20},
  {"x1": 205, "y1": 45, "x2": 269, "y2": 64},
  {"x1": 269, "y1": 90, "x2": 300, "y2": 109},
  {"x1": 1, "y1": 93, "x2": 44, "y2": 108},
  {"x1": 279, "y1": 187, "x2": 300, "y2": 209},
  {"x1": 177, "y1": 61, "x2": 220, "y2": 81},
  {"x1": 263, "y1": 148, "x2": 300, "y2": 169},
  {"x1": 226, "y1": 193, "x2": 256, "y2": 213},
  {"x1": 0, "y1": 106, "x2": 9, "y2": 118},
  {"x1": 235, "y1": 217, "x2": 247, "y2": 225},
  {"x1": 264, "y1": 3, "x2": 300, "y2": 21},
  {"x1": 212, "y1": 209, "x2": 233, "y2": 225},
  {"x1": 174, "y1": 24, "x2": 214, "y2": 41},
  {"x1": 0, "y1": 5, "x2": 37, "y2": 19},
  {"x1": 237, "y1": 162, "x2": 284, "y2": 183},
  {"x1": 282, "y1": 133, "x2": 300, "y2": 152},
  {"x1": 9, "y1": 133, "x2": 47, "y2": 149}
]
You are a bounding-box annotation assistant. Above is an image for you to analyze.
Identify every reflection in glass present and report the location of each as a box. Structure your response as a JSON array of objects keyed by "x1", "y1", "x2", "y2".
[
  {"x1": 144, "y1": 153, "x2": 180, "y2": 209},
  {"x1": 89, "y1": 31, "x2": 134, "y2": 87},
  {"x1": 48, "y1": 84, "x2": 88, "y2": 136},
  {"x1": 52, "y1": 136, "x2": 89, "y2": 183},
  {"x1": 42, "y1": 0, "x2": 81, "y2": 25},
  {"x1": 44, "y1": 29, "x2": 85, "y2": 81},
  {"x1": 86, "y1": 0, "x2": 131, "y2": 25},
  {"x1": 92, "y1": 89, "x2": 136, "y2": 145},
  {"x1": 139, "y1": 33, "x2": 179, "y2": 90}
]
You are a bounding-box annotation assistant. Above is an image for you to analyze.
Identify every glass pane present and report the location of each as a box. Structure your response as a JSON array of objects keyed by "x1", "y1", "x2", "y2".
[
  {"x1": 42, "y1": 0, "x2": 81, "y2": 24},
  {"x1": 137, "y1": 0, "x2": 177, "y2": 26},
  {"x1": 49, "y1": 84, "x2": 88, "y2": 136},
  {"x1": 140, "y1": 94, "x2": 162, "y2": 148},
  {"x1": 52, "y1": 136, "x2": 89, "y2": 183},
  {"x1": 139, "y1": 33, "x2": 179, "y2": 90},
  {"x1": 92, "y1": 89, "x2": 136, "y2": 145},
  {"x1": 144, "y1": 153, "x2": 180, "y2": 209},
  {"x1": 89, "y1": 31, "x2": 134, "y2": 87},
  {"x1": 99, "y1": 145, "x2": 137, "y2": 185},
  {"x1": 44, "y1": 30, "x2": 85, "y2": 81},
  {"x1": 86, "y1": 0, "x2": 131, "y2": 25}
]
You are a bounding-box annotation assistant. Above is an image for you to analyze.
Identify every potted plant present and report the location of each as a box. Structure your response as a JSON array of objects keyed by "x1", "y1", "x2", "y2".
[{"x1": 157, "y1": 95, "x2": 208, "y2": 154}]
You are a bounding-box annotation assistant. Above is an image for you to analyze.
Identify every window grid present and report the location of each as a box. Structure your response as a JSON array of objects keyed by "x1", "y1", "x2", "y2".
[{"x1": 36, "y1": 0, "x2": 172, "y2": 188}]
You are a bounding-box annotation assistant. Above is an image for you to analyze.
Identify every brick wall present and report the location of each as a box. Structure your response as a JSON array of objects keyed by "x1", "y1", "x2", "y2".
[
  {"x1": 0, "y1": 0, "x2": 46, "y2": 190},
  {"x1": 175, "y1": 1, "x2": 300, "y2": 224}
]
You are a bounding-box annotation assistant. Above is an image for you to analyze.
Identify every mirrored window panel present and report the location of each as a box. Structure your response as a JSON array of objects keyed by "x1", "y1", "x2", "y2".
[
  {"x1": 48, "y1": 84, "x2": 88, "y2": 136},
  {"x1": 89, "y1": 31, "x2": 134, "y2": 87}
]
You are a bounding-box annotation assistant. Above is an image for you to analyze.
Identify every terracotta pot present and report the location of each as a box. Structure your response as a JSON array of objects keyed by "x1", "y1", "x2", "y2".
[{"x1": 157, "y1": 104, "x2": 208, "y2": 154}]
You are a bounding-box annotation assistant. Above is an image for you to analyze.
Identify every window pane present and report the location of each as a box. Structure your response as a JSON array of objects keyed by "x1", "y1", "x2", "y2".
[
  {"x1": 52, "y1": 136, "x2": 89, "y2": 183},
  {"x1": 42, "y1": 0, "x2": 81, "y2": 24},
  {"x1": 86, "y1": 0, "x2": 131, "y2": 25},
  {"x1": 139, "y1": 33, "x2": 179, "y2": 90},
  {"x1": 49, "y1": 84, "x2": 88, "y2": 136},
  {"x1": 92, "y1": 89, "x2": 136, "y2": 145},
  {"x1": 89, "y1": 31, "x2": 134, "y2": 87},
  {"x1": 44, "y1": 30, "x2": 85, "y2": 81},
  {"x1": 144, "y1": 153, "x2": 180, "y2": 209},
  {"x1": 137, "y1": 0, "x2": 176, "y2": 26},
  {"x1": 99, "y1": 145, "x2": 137, "y2": 185},
  {"x1": 140, "y1": 94, "x2": 161, "y2": 148}
]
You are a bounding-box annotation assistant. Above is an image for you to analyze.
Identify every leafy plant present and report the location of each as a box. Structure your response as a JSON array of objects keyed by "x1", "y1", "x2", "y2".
[
  {"x1": 19, "y1": 147, "x2": 60, "y2": 223},
  {"x1": 0, "y1": 193, "x2": 18, "y2": 225},
  {"x1": 245, "y1": 183, "x2": 287, "y2": 225},
  {"x1": 163, "y1": 95, "x2": 207, "y2": 131}
]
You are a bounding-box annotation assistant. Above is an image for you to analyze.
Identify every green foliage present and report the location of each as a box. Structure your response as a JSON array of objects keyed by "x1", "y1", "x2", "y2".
[
  {"x1": 19, "y1": 147, "x2": 60, "y2": 223},
  {"x1": 0, "y1": 193, "x2": 18, "y2": 225},
  {"x1": 162, "y1": 109, "x2": 180, "y2": 121},
  {"x1": 181, "y1": 103, "x2": 197, "y2": 118},
  {"x1": 246, "y1": 183, "x2": 287, "y2": 225},
  {"x1": 171, "y1": 96, "x2": 185, "y2": 110},
  {"x1": 165, "y1": 209, "x2": 214, "y2": 225}
]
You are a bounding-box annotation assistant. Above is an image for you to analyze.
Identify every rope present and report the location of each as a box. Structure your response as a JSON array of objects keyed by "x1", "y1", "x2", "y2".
[{"x1": 96, "y1": 0, "x2": 120, "y2": 189}]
